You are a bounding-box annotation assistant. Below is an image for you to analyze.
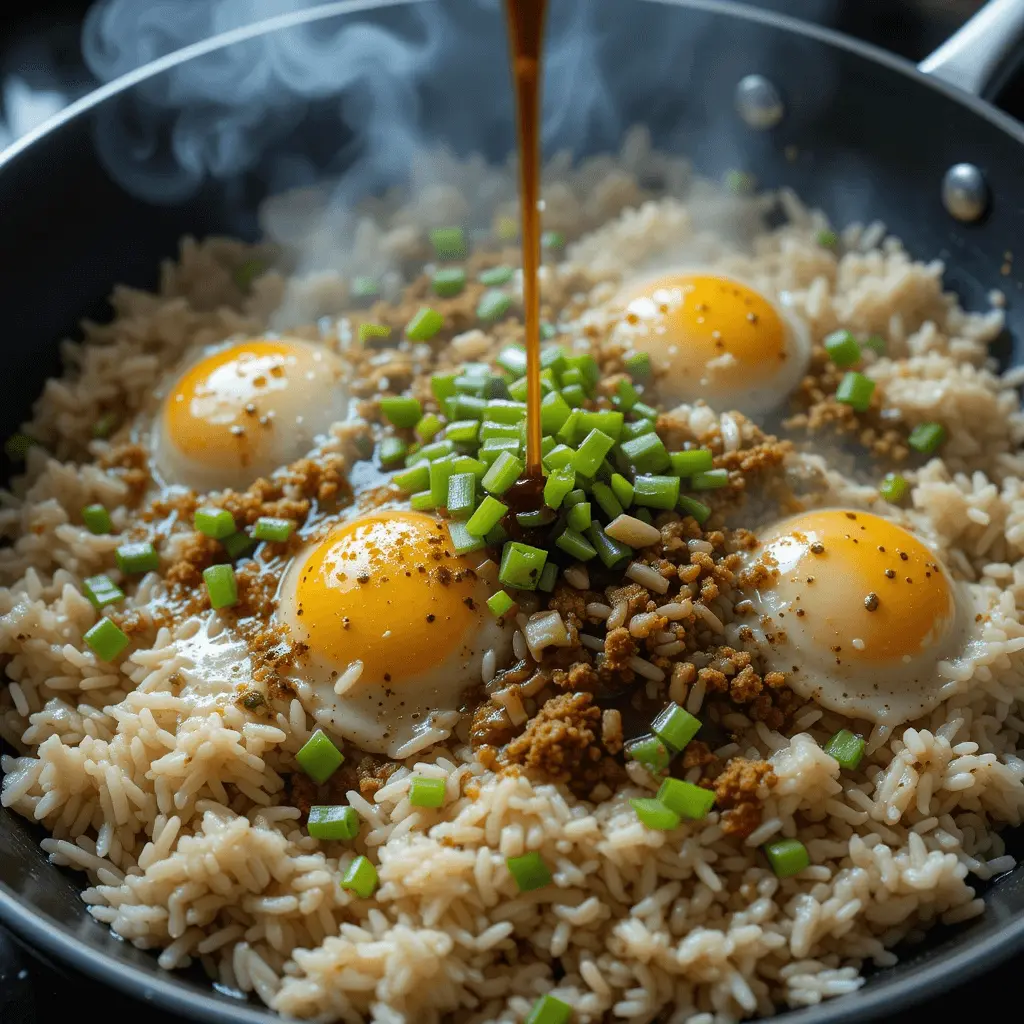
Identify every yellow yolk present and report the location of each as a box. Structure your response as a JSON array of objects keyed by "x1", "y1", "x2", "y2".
[
  {"x1": 155, "y1": 338, "x2": 348, "y2": 492},
  {"x1": 614, "y1": 273, "x2": 809, "y2": 414}
]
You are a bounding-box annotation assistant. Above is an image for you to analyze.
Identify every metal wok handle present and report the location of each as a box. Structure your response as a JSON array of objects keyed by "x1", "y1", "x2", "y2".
[{"x1": 919, "y1": 0, "x2": 1024, "y2": 97}]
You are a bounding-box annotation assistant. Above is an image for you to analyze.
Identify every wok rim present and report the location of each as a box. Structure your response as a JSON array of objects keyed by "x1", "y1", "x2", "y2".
[{"x1": 2, "y1": 1, "x2": 1024, "y2": 1021}]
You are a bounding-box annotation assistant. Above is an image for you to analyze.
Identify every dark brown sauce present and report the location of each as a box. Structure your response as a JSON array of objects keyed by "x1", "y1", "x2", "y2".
[{"x1": 505, "y1": 0, "x2": 549, "y2": 478}]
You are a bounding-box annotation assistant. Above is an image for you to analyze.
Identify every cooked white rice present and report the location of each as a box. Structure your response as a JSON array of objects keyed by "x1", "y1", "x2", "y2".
[{"x1": 2, "y1": 127, "x2": 1024, "y2": 1022}]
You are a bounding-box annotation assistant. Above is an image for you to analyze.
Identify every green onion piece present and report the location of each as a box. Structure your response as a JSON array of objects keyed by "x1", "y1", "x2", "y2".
[
  {"x1": 83, "y1": 617, "x2": 130, "y2": 662},
  {"x1": 540, "y1": 346, "x2": 567, "y2": 376},
  {"x1": 82, "y1": 504, "x2": 113, "y2": 536},
  {"x1": 446, "y1": 472, "x2": 476, "y2": 520},
  {"x1": 506, "y1": 851, "x2": 552, "y2": 892},
  {"x1": 447, "y1": 520, "x2": 486, "y2": 555},
  {"x1": 429, "y1": 458, "x2": 457, "y2": 508},
  {"x1": 379, "y1": 395, "x2": 422, "y2": 428},
  {"x1": 537, "y1": 562, "x2": 558, "y2": 592},
  {"x1": 764, "y1": 837, "x2": 810, "y2": 878},
  {"x1": 835, "y1": 371, "x2": 875, "y2": 412},
  {"x1": 525, "y1": 995, "x2": 572, "y2": 1024},
  {"x1": 233, "y1": 257, "x2": 265, "y2": 290},
  {"x1": 657, "y1": 777, "x2": 716, "y2": 819},
  {"x1": 430, "y1": 226, "x2": 467, "y2": 261},
  {"x1": 631, "y1": 401, "x2": 658, "y2": 420},
  {"x1": 4, "y1": 434, "x2": 35, "y2": 461},
  {"x1": 451, "y1": 456, "x2": 487, "y2": 480},
  {"x1": 432, "y1": 267, "x2": 466, "y2": 297},
  {"x1": 592, "y1": 481, "x2": 624, "y2": 521},
  {"x1": 544, "y1": 466, "x2": 577, "y2": 509},
  {"x1": 634, "y1": 506, "x2": 654, "y2": 525},
  {"x1": 480, "y1": 439, "x2": 520, "y2": 465},
  {"x1": 193, "y1": 506, "x2": 235, "y2": 540},
  {"x1": 378, "y1": 436, "x2": 408, "y2": 466},
  {"x1": 419, "y1": 439, "x2": 456, "y2": 462},
  {"x1": 863, "y1": 334, "x2": 887, "y2": 355},
  {"x1": 415, "y1": 413, "x2": 443, "y2": 443},
  {"x1": 556, "y1": 409, "x2": 581, "y2": 445},
  {"x1": 630, "y1": 797, "x2": 681, "y2": 831},
  {"x1": 91, "y1": 412, "x2": 119, "y2": 439},
  {"x1": 82, "y1": 574, "x2": 124, "y2": 610},
  {"x1": 587, "y1": 522, "x2": 632, "y2": 569},
  {"x1": 222, "y1": 531, "x2": 255, "y2": 560},
  {"x1": 431, "y1": 372, "x2": 458, "y2": 401},
  {"x1": 307, "y1": 805, "x2": 360, "y2": 841},
  {"x1": 565, "y1": 353, "x2": 599, "y2": 386},
  {"x1": 393, "y1": 463, "x2": 430, "y2": 494},
  {"x1": 351, "y1": 275, "x2": 379, "y2": 299},
  {"x1": 540, "y1": 321, "x2": 558, "y2": 341},
  {"x1": 566, "y1": 501, "x2": 592, "y2": 532},
  {"x1": 677, "y1": 495, "x2": 712, "y2": 524},
  {"x1": 622, "y1": 418, "x2": 656, "y2": 442},
  {"x1": 408, "y1": 775, "x2": 447, "y2": 808},
  {"x1": 610, "y1": 473, "x2": 634, "y2": 509},
  {"x1": 358, "y1": 323, "x2": 392, "y2": 345},
  {"x1": 498, "y1": 541, "x2": 548, "y2": 590},
  {"x1": 541, "y1": 229, "x2": 565, "y2": 251},
  {"x1": 517, "y1": 509, "x2": 556, "y2": 530},
  {"x1": 477, "y1": 289, "x2": 512, "y2": 322},
  {"x1": 574, "y1": 429, "x2": 615, "y2": 477},
  {"x1": 823, "y1": 729, "x2": 866, "y2": 770},
  {"x1": 406, "y1": 307, "x2": 444, "y2": 341},
  {"x1": 487, "y1": 590, "x2": 516, "y2": 618},
  {"x1": 620, "y1": 433, "x2": 670, "y2": 474},
  {"x1": 633, "y1": 474, "x2": 680, "y2": 510},
  {"x1": 817, "y1": 228, "x2": 839, "y2": 248},
  {"x1": 466, "y1": 495, "x2": 508, "y2": 537},
  {"x1": 443, "y1": 420, "x2": 478, "y2": 445},
  {"x1": 480, "y1": 265, "x2": 515, "y2": 286},
  {"x1": 540, "y1": 391, "x2": 572, "y2": 434},
  {"x1": 908, "y1": 421, "x2": 946, "y2": 454},
  {"x1": 203, "y1": 564, "x2": 238, "y2": 610},
  {"x1": 690, "y1": 469, "x2": 729, "y2": 491},
  {"x1": 495, "y1": 215, "x2": 519, "y2": 241},
  {"x1": 669, "y1": 449, "x2": 714, "y2": 477},
  {"x1": 253, "y1": 517, "x2": 294, "y2": 542},
  {"x1": 560, "y1": 384, "x2": 586, "y2": 408},
  {"x1": 340, "y1": 854, "x2": 378, "y2": 898},
  {"x1": 563, "y1": 488, "x2": 586, "y2": 507},
  {"x1": 453, "y1": 394, "x2": 487, "y2": 420},
  {"x1": 577, "y1": 410, "x2": 624, "y2": 442},
  {"x1": 615, "y1": 378, "x2": 639, "y2": 411},
  {"x1": 652, "y1": 702, "x2": 701, "y2": 752},
  {"x1": 486, "y1": 399, "x2": 527, "y2": 424},
  {"x1": 555, "y1": 528, "x2": 597, "y2": 562},
  {"x1": 880, "y1": 473, "x2": 908, "y2": 502},
  {"x1": 115, "y1": 542, "x2": 159, "y2": 575},
  {"x1": 559, "y1": 367, "x2": 584, "y2": 388},
  {"x1": 544, "y1": 444, "x2": 576, "y2": 471},
  {"x1": 482, "y1": 451, "x2": 524, "y2": 495},
  {"x1": 480, "y1": 420, "x2": 521, "y2": 441},
  {"x1": 410, "y1": 490, "x2": 435, "y2": 511},
  {"x1": 625, "y1": 351, "x2": 652, "y2": 379},
  {"x1": 496, "y1": 345, "x2": 528, "y2": 377},
  {"x1": 823, "y1": 329, "x2": 861, "y2": 368},
  {"x1": 296, "y1": 728, "x2": 344, "y2": 784},
  {"x1": 625, "y1": 734, "x2": 671, "y2": 774}
]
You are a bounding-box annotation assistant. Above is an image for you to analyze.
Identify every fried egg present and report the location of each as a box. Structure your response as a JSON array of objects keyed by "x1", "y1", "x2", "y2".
[
  {"x1": 153, "y1": 337, "x2": 349, "y2": 492},
  {"x1": 278, "y1": 509, "x2": 514, "y2": 758},
  {"x1": 613, "y1": 272, "x2": 810, "y2": 415},
  {"x1": 739, "y1": 509, "x2": 974, "y2": 724}
]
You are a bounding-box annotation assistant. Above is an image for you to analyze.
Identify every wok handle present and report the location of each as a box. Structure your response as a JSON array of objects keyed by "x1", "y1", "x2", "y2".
[{"x1": 918, "y1": 0, "x2": 1024, "y2": 97}]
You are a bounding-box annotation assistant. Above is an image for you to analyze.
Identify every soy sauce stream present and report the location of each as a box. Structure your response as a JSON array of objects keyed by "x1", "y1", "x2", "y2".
[{"x1": 504, "y1": 0, "x2": 549, "y2": 479}]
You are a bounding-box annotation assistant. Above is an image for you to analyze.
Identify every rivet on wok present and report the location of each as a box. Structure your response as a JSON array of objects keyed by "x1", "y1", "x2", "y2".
[
  {"x1": 735, "y1": 75, "x2": 784, "y2": 130},
  {"x1": 942, "y1": 163, "x2": 988, "y2": 222}
]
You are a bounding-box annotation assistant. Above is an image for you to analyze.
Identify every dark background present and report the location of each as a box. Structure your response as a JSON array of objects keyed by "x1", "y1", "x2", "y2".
[{"x1": 0, "y1": 0, "x2": 1017, "y2": 1022}]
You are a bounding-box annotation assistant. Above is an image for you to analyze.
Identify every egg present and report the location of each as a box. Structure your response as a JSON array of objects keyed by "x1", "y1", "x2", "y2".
[
  {"x1": 277, "y1": 509, "x2": 514, "y2": 758},
  {"x1": 738, "y1": 509, "x2": 973, "y2": 725},
  {"x1": 613, "y1": 272, "x2": 810, "y2": 415},
  {"x1": 153, "y1": 337, "x2": 349, "y2": 492}
]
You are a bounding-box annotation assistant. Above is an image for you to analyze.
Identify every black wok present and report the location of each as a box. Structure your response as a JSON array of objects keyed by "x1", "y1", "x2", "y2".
[{"x1": 3, "y1": 0, "x2": 1024, "y2": 1020}]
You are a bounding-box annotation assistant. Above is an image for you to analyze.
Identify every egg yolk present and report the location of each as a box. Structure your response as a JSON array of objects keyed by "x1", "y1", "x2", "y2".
[
  {"x1": 286, "y1": 510, "x2": 485, "y2": 685},
  {"x1": 620, "y1": 273, "x2": 788, "y2": 387},
  {"x1": 162, "y1": 339, "x2": 327, "y2": 471},
  {"x1": 750, "y1": 510, "x2": 955, "y2": 663}
]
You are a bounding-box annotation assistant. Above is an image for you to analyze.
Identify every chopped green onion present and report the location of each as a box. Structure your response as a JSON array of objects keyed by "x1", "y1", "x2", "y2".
[
  {"x1": 556, "y1": 409, "x2": 581, "y2": 445},
  {"x1": 576, "y1": 410, "x2": 624, "y2": 442},
  {"x1": 115, "y1": 542, "x2": 159, "y2": 575},
  {"x1": 358, "y1": 323, "x2": 392, "y2": 345},
  {"x1": 430, "y1": 226, "x2": 467, "y2": 260},
  {"x1": 506, "y1": 851, "x2": 551, "y2": 892},
  {"x1": 563, "y1": 488, "x2": 586, "y2": 507},
  {"x1": 415, "y1": 413, "x2": 443, "y2": 443},
  {"x1": 480, "y1": 420, "x2": 521, "y2": 442},
  {"x1": 561, "y1": 384, "x2": 585, "y2": 407},
  {"x1": 622, "y1": 418, "x2": 656, "y2": 442},
  {"x1": 620, "y1": 433, "x2": 670, "y2": 474},
  {"x1": 614, "y1": 378, "x2": 639, "y2": 411},
  {"x1": 630, "y1": 797, "x2": 681, "y2": 831},
  {"x1": 610, "y1": 473, "x2": 634, "y2": 509},
  {"x1": 823, "y1": 729, "x2": 866, "y2": 770},
  {"x1": 393, "y1": 463, "x2": 430, "y2": 494},
  {"x1": 573, "y1": 429, "x2": 615, "y2": 477},
  {"x1": 296, "y1": 728, "x2": 344, "y2": 784},
  {"x1": 203, "y1": 564, "x2": 238, "y2": 610},
  {"x1": 486, "y1": 399, "x2": 527, "y2": 424},
  {"x1": 480, "y1": 265, "x2": 514, "y2": 286},
  {"x1": 410, "y1": 490, "x2": 435, "y2": 511},
  {"x1": 540, "y1": 321, "x2": 558, "y2": 341},
  {"x1": 82, "y1": 504, "x2": 113, "y2": 535},
  {"x1": 480, "y1": 438, "x2": 520, "y2": 465},
  {"x1": 555, "y1": 528, "x2": 597, "y2": 561},
  {"x1": 431, "y1": 372, "x2": 458, "y2": 401},
  {"x1": 669, "y1": 449, "x2": 714, "y2": 477},
  {"x1": 657, "y1": 777, "x2": 716, "y2": 819},
  {"x1": 453, "y1": 394, "x2": 487, "y2": 420},
  {"x1": 379, "y1": 396, "x2": 422, "y2": 428},
  {"x1": 652, "y1": 702, "x2": 701, "y2": 752},
  {"x1": 817, "y1": 229, "x2": 839, "y2": 248},
  {"x1": 540, "y1": 391, "x2": 572, "y2": 434},
  {"x1": 432, "y1": 267, "x2": 466, "y2": 297},
  {"x1": 496, "y1": 215, "x2": 519, "y2": 241},
  {"x1": 193, "y1": 506, "x2": 234, "y2": 540},
  {"x1": 566, "y1": 501, "x2": 592, "y2": 532},
  {"x1": 83, "y1": 617, "x2": 129, "y2": 661},
  {"x1": 429, "y1": 458, "x2": 457, "y2": 508},
  {"x1": 82, "y1": 574, "x2": 124, "y2": 610},
  {"x1": 863, "y1": 334, "x2": 887, "y2": 355},
  {"x1": 498, "y1": 541, "x2": 548, "y2": 590},
  {"x1": 253, "y1": 517, "x2": 294, "y2": 542},
  {"x1": 625, "y1": 734, "x2": 671, "y2": 774},
  {"x1": 307, "y1": 805, "x2": 360, "y2": 841},
  {"x1": 539, "y1": 345, "x2": 566, "y2": 376},
  {"x1": 496, "y1": 346, "x2": 528, "y2": 378},
  {"x1": 418, "y1": 439, "x2": 455, "y2": 463},
  {"x1": 482, "y1": 451, "x2": 524, "y2": 495},
  {"x1": 222, "y1": 531, "x2": 255, "y2": 560},
  {"x1": 625, "y1": 351, "x2": 652, "y2": 379},
  {"x1": 446, "y1": 472, "x2": 476, "y2": 519},
  {"x1": 233, "y1": 257, "x2": 265, "y2": 290},
  {"x1": 587, "y1": 522, "x2": 632, "y2": 569},
  {"x1": 544, "y1": 444, "x2": 576, "y2": 471},
  {"x1": 351, "y1": 275, "x2": 379, "y2": 299},
  {"x1": 340, "y1": 854, "x2": 378, "y2": 898},
  {"x1": 544, "y1": 466, "x2": 577, "y2": 509},
  {"x1": 631, "y1": 401, "x2": 658, "y2": 420},
  {"x1": 444, "y1": 420, "x2": 480, "y2": 445},
  {"x1": 406, "y1": 307, "x2": 444, "y2": 341},
  {"x1": 487, "y1": 590, "x2": 516, "y2": 618},
  {"x1": 835, "y1": 371, "x2": 875, "y2": 412},
  {"x1": 634, "y1": 507, "x2": 654, "y2": 525},
  {"x1": 541, "y1": 230, "x2": 565, "y2": 251},
  {"x1": 763, "y1": 837, "x2": 810, "y2": 878},
  {"x1": 908, "y1": 421, "x2": 946, "y2": 454},
  {"x1": 378, "y1": 436, "x2": 408, "y2": 466},
  {"x1": 477, "y1": 289, "x2": 512, "y2": 322},
  {"x1": 447, "y1": 520, "x2": 486, "y2": 555},
  {"x1": 525, "y1": 995, "x2": 572, "y2": 1024},
  {"x1": 633, "y1": 474, "x2": 680, "y2": 510},
  {"x1": 677, "y1": 495, "x2": 712, "y2": 525},
  {"x1": 592, "y1": 481, "x2": 624, "y2": 521},
  {"x1": 537, "y1": 562, "x2": 559, "y2": 592},
  {"x1": 91, "y1": 412, "x2": 119, "y2": 439},
  {"x1": 466, "y1": 495, "x2": 508, "y2": 537},
  {"x1": 408, "y1": 775, "x2": 447, "y2": 808},
  {"x1": 823, "y1": 330, "x2": 861, "y2": 368},
  {"x1": 879, "y1": 473, "x2": 908, "y2": 503},
  {"x1": 690, "y1": 469, "x2": 729, "y2": 491}
]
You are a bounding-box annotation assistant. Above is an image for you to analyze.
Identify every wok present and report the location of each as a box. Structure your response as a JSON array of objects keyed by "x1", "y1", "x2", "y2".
[{"x1": 2, "y1": 0, "x2": 1024, "y2": 1020}]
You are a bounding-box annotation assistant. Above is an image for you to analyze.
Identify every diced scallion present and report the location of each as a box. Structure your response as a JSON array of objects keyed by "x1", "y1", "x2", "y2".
[
  {"x1": 379, "y1": 396, "x2": 422, "y2": 428},
  {"x1": 430, "y1": 226, "x2": 467, "y2": 260},
  {"x1": 624, "y1": 734, "x2": 671, "y2": 774},
  {"x1": 307, "y1": 805, "x2": 360, "y2": 841},
  {"x1": 253, "y1": 517, "x2": 294, "y2": 542},
  {"x1": 432, "y1": 267, "x2": 466, "y2": 297},
  {"x1": 541, "y1": 230, "x2": 565, "y2": 251},
  {"x1": 880, "y1": 473, "x2": 908, "y2": 502},
  {"x1": 823, "y1": 729, "x2": 866, "y2": 770},
  {"x1": 194, "y1": 506, "x2": 234, "y2": 540},
  {"x1": 83, "y1": 617, "x2": 130, "y2": 661},
  {"x1": 669, "y1": 449, "x2": 714, "y2": 477},
  {"x1": 587, "y1": 522, "x2": 631, "y2": 569},
  {"x1": 625, "y1": 351, "x2": 651, "y2": 379},
  {"x1": 446, "y1": 472, "x2": 476, "y2": 519},
  {"x1": 482, "y1": 451, "x2": 523, "y2": 495},
  {"x1": 358, "y1": 323, "x2": 391, "y2": 344},
  {"x1": 91, "y1": 412, "x2": 119, "y2": 439},
  {"x1": 393, "y1": 464, "x2": 430, "y2": 494},
  {"x1": 908, "y1": 421, "x2": 946, "y2": 454},
  {"x1": 537, "y1": 562, "x2": 558, "y2": 592},
  {"x1": 82, "y1": 574, "x2": 124, "y2": 610},
  {"x1": 296, "y1": 728, "x2": 344, "y2": 784},
  {"x1": 82, "y1": 504, "x2": 113, "y2": 535},
  {"x1": 351, "y1": 275, "x2": 379, "y2": 298},
  {"x1": 690, "y1": 469, "x2": 728, "y2": 491},
  {"x1": 506, "y1": 850, "x2": 552, "y2": 891},
  {"x1": 408, "y1": 775, "x2": 447, "y2": 808},
  {"x1": 406, "y1": 307, "x2": 444, "y2": 341},
  {"x1": 466, "y1": 495, "x2": 508, "y2": 538},
  {"x1": 480, "y1": 264, "x2": 515, "y2": 286},
  {"x1": 817, "y1": 229, "x2": 839, "y2": 248},
  {"x1": 651, "y1": 703, "x2": 701, "y2": 752},
  {"x1": 447, "y1": 521, "x2": 486, "y2": 555},
  {"x1": 487, "y1": 590, "x2": 515, "y2": 618},
  {"x1": 633, "y1": 474, "x2": 680, "y2": 510},
  {"x1": 823, "y1": 330, "x2": 861, "y2": 368},
  {"x1": 763, "y1": 837, "x2": 810, "y2": 878},
  {"x1": 620, "y1": 433, "x2": 670, "y2": 474},
  {"x1": 378, "y1": 436, "x2": 408, "y2": 466},
  {"x1": 477, "y1": 289, "x2": 512, "y2": 322},
  {"x1": 340, "y1": 855, "x2": 378, "y2": 898},
  {"x1": 203, "y1": 564, "x2": 238, "y2": 610},
  {"x1": 222, "y1": 531, "x2": 255, "y2": 560},
  {"x1": 630, "y1": 797, "x2": 681, "y2": 831},
  {"x1": 555, "y1": 528, "x2": 597, "y2": 562},
  {"x1": 657, "y1": 777, "x2": 716, "y2": 819},
  {"x1": 677, "y1": 495, "x2": 712, "y2": 525},
  {"x1": 573, "y1": 429, "x2": 615, "y2": 477},
  {"x1": 498, "y1": 541, "x2": 548, "y2": 590},
  {"x1": 524, "y1": 994, "x2": 573, "y2": 1024},
  {"x1": 835, "y1": 371, "x2": 875, "y2": 412},
  {"x1": 115, "y1": 542, "x2": 159, "y2": 575}
]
